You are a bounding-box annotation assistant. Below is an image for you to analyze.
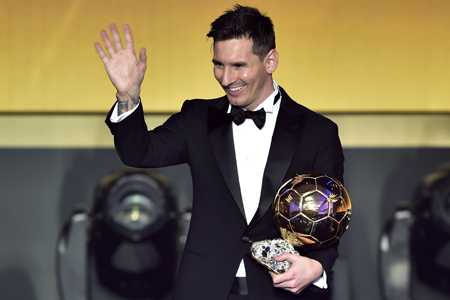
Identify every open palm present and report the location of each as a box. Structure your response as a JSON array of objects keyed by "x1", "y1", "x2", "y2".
[{"x1": 95, "y1": 24, "x2": 146, "y2": 99}]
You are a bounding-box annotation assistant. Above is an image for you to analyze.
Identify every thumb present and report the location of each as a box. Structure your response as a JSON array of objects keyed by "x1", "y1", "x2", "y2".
[
  {"x1": 138, "y1": 48, "x2": 147, "y2": 70},
  {"x1": 274, "y1": 253, "x2": 293, "y2": 262}
]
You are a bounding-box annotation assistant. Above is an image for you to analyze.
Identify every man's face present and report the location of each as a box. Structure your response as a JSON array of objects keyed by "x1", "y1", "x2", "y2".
[{"x1": 212, "y1": 38, "x2": 277, "y2": 111}]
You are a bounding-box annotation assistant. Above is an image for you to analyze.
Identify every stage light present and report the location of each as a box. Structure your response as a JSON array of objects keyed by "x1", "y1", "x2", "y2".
[
  {"x1": 411, "y1": 163, "x2": 450, "y2": 295},
  {"x1": 90, "y1": 167, "x2": 178, "y2": 299},
  {"x1": 379, "y1": 162, "x2": 450, "y2": 300},
  {"x1": 56, "y1": 167, "x2": 179, "y2": 300},
  {"x1": 56, "y1": 207, "x2": 90, "y2": 300},
  {"x1": 379, "y1": 206, "x2": 413, "y2": 300}
]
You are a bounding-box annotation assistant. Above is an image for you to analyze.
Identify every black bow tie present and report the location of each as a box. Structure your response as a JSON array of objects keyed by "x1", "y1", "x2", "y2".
[
  {"x1": 229, "y1": 92, "x2": 280, "y2": 129},
  {"x1": 230, "y1": 106, "x2": 266, "y2": 129}
]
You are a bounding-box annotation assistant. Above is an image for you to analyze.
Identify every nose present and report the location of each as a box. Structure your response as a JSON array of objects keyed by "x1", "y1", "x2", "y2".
[{"x1": 220, "y1": 67, "x2": 236, "y2": 87}]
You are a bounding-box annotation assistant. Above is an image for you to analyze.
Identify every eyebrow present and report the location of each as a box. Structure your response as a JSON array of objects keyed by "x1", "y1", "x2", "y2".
[{"x1": 212, "y1": 59, "x2": 248, "y2": 67}]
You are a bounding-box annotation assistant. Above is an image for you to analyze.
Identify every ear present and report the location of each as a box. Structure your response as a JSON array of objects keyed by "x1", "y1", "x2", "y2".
[{"x1": 265, "y1": 49, "x2": 279, "y2": 75}]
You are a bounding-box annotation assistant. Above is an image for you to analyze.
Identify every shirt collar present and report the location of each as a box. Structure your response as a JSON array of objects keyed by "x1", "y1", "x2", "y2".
[{"x1": 255, "y1": 80, "x2": 280, "y2": 113}]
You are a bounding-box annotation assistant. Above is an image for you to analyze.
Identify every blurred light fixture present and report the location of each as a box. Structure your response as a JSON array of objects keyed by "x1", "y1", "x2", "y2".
[
  {"x1": 56, "y1": 167, "x2": 178, "y2": 300},
  {"x1": 379, "y1": 162, "x2": 450, "y2": 300},
  {"x1": 379, "y1": 205, "x2": 413, "y2": 300},
  {"x1": 411, "y1": 163, "x2": 450, "y2": 295},
  {"x1": 56, "y1": 207, "x2": 90, "y2": 300},
  {"x1": 91, "y1": 167, "x2": 178, "y2": 299}
]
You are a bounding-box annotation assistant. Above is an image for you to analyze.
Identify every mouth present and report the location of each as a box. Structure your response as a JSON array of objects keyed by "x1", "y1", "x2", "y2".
[{"x1": 227, "y1": 85, "x2": 244, "y2": 92}]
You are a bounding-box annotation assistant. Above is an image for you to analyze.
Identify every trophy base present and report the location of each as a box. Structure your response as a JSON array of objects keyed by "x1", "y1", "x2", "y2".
[{"x1": 249, "y1": 238, "x2": 299, "y2": 274}]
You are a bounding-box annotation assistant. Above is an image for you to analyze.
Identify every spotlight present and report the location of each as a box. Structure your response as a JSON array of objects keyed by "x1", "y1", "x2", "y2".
[
  {"x1": 411, "y1": 163, "x2": 450, "y2": 295},
  {"x1": 379, "y1": 162, "x2": 450, "y2": 300},
  {"x1": 378, "y1": 205, "x2": 413, "y2": 300},
  {"x1": 56, "y1": 207, "x2": 90, "y2": 300},
  {"x1": 91, "y1": 167, "x2": 178, "y2": 299}
]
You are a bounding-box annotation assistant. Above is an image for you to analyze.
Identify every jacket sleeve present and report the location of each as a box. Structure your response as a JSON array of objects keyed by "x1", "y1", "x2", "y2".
[
  {"x1": 105, "y1": 100, "x2": 194, "y2": 168},
  {"x1": 306, "y1": 118, "x2": 345, "y2": 289}
]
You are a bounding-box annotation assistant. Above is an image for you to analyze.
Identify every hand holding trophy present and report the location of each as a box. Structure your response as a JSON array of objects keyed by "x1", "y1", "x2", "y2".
[{"x1": 250, "y1": 173, "x2": 352, "y2": 274}]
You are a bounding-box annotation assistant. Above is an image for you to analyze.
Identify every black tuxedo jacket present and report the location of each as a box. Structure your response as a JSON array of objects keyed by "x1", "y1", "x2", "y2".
[{"x1": 106, "y1": 87, "x2": 345, "y2": 300}]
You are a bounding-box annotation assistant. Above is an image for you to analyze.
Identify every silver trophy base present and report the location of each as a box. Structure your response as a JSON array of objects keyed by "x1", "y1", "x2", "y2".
[{"x1": 250, "y1": 238, "x2": 299, "y2": 274}]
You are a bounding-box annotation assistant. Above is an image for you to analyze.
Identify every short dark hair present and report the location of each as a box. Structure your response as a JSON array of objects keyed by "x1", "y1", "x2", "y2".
[{"x1": 206, "y1": 5, "x2": 276, "y2": 60}]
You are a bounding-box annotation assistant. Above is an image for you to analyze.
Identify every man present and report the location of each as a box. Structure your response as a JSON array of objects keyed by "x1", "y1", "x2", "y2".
[{"x1": 95, "y1": 5, "x2": 344, "y2": 300}]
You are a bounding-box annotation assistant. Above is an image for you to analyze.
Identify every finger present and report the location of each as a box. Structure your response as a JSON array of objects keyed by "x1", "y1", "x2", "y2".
[
  {"x1": 100, "y1": 29, "x2": 115, "y2": 58},
  {"x1": 270, "y1": 269, "x2": 304, "y2": 294},
  {"x1": 138, "y1": 48, "x2": 147, "y2": 71},
  {"x1": 109, "y1": 23, "x2": 123, "y2": 51},
  {"x1": 272, "y1": 276, "x2": 299, "y2": 294},
  {"x1": 269, "y1": 271, "x2": 279, "y2": 281},
  {"x1": 270, "y1": 269, "x2": 289, "y2": 285},
  {"x1": 123, "y1": 24, "x2": 134, "y2": 52},
  {"x1": 94, "y1": 42, "x2": 109, "y2": 64},
  {"x1": 274, "y1": 253, "x2": 292, "y2": 262},
  {"x1": 272, "y1": 275, "x2": 287, "y2": 285}
]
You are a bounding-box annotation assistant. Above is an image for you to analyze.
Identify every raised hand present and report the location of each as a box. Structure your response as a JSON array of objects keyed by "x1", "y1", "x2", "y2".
[{"x1": 95, "y1": 24, "x2": 147, "y2": 114}]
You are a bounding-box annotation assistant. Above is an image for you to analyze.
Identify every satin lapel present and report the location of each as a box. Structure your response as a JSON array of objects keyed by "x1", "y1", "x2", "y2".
[
  {"x1": 207, "y1": 99, "x2": 246, "y2": 219},
  {"x1": 247, "y1": 91, "x2": 308, "y2": 230}
]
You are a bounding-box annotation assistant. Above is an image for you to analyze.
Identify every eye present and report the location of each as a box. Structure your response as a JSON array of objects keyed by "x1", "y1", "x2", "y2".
[{"x1": 213, "y1": 61, "x2": 223, "y2": 68}]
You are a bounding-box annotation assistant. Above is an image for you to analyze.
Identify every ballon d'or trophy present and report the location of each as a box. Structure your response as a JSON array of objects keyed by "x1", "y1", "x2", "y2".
[{"x1": 250, "y1": 173, "x2": 352, "y2": 274}]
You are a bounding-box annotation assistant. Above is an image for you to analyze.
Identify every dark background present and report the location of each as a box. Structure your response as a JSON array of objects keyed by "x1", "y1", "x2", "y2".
[{"x1": 0, "y1": 147, "x2": 449, "y2": 300}]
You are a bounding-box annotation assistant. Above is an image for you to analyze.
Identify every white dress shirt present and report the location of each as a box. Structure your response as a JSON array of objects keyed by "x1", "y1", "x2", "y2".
[
  {"x1": 230, "y1": 82, "x2": 281, "y2": 225},
  {"x1": 230, "y1": 81, "x2": 280, "y2": 277}
]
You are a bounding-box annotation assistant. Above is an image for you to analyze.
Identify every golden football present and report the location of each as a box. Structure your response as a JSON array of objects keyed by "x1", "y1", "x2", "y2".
[{"x1": 273, "y1": 173, "x2": 351, "y2": 249}]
